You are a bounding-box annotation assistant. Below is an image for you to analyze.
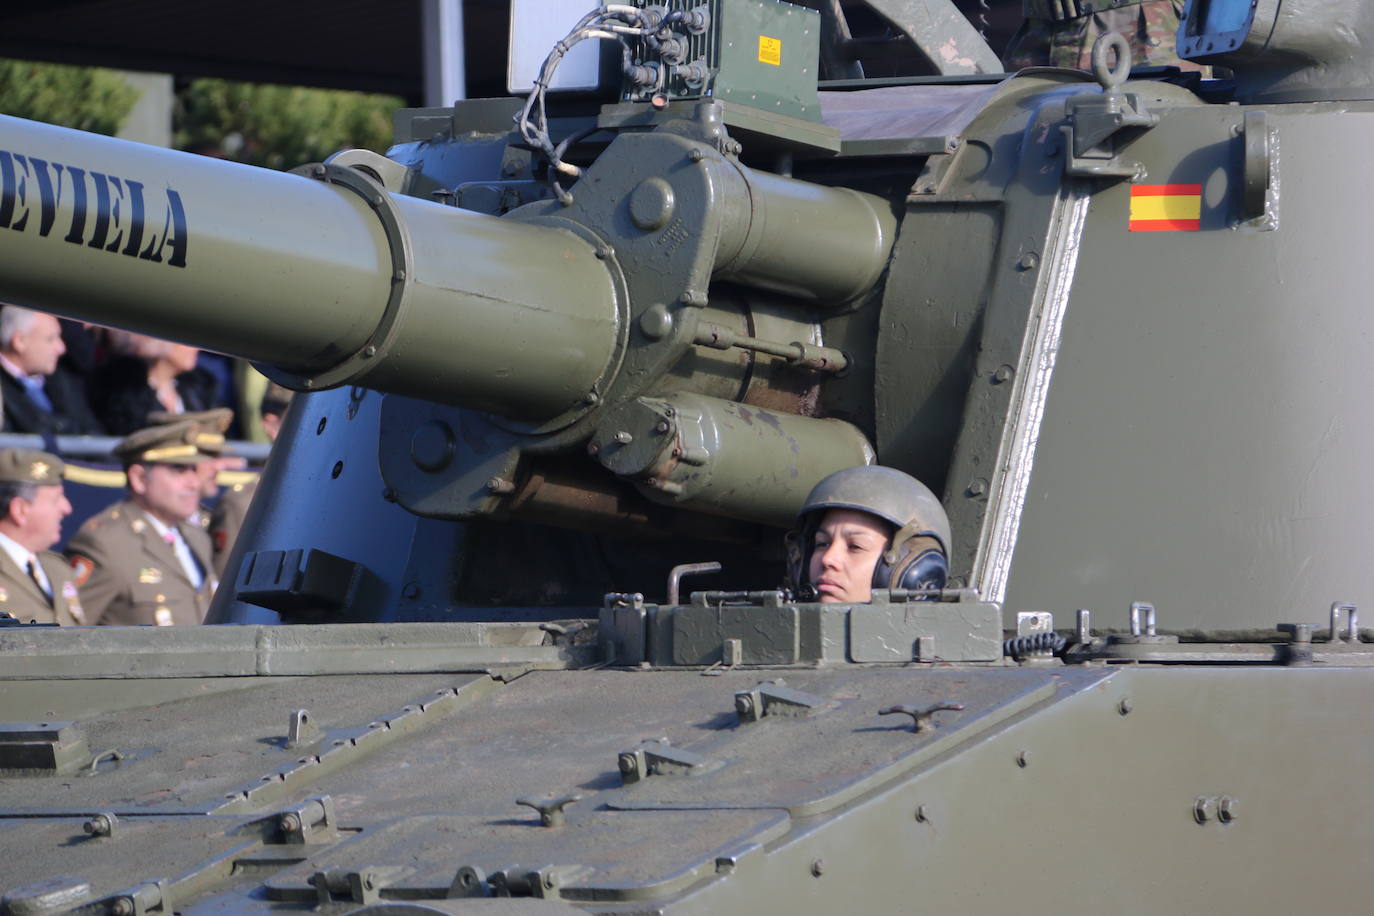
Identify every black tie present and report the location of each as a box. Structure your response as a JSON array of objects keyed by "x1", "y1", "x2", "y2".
[{"x1": 26, "y1": 558, "x2": 53, "y2": 607}]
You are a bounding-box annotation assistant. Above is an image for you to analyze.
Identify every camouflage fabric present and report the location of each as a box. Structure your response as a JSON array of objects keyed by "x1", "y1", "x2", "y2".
[{"x1": 1002, "y1": 0, "x2": 1206, "y2": 72}]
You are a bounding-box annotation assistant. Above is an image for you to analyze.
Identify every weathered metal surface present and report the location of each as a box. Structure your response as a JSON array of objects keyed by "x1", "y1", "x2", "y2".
[{"x1": 3, "y1": 2, "x2": 1374, "y2": 913}]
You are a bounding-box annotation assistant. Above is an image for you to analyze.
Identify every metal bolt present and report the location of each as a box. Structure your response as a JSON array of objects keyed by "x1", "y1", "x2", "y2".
[
  {"x1": 487, "y1": 477, "x2": 516, "y2": 495},
  {"x1": 915, "y1": 805, "x2": 929, "y2": 823},
  {"x1": 83, "y1": 814, "x2": 112, "y2": 837},
  {"x1": 587, "y1": 441, "x2": 600, "y2": 455},
  {"x1": 1194, "y1": 796, "x2": 1217, "y2": 824},
  {"x1": 1016, "y1": 252, "x2": 1040, "y2": 271},
  {"x1": 402, "y1": 582, "x2": 421, "y2": 600},
  {"x1": 1118, "y1": 698, "x2": 1133, "y2": 716},
  {"x1": 280, "y1": 812, "x2": 302, "y2": 833},
  {"x1": 613, "y1": 431, "x2": 633, "y2": 445},
  {"x1": 735, "y1": 694, "x2": 754, "y2": 717},
  {"x1": 312, "y1": 164, "x2": 326, "y2": 178},
  {"x1": 966, "y1": 478, "x2": 988, "y2": 498},
  {"x1": 655, "y1": 420, "x2": 671, "y2": 434},
  {"x1": 687, "y1": 148, "x2": 704, "y2": 162},
  {"x1": 991, "y1": 365, "x2": 1013, "y2": 385},
  {"x1": 112, "y1": 897, "x2": 134, "y2": 916},
  {"x1": 1218, "y1": 796, "x2": 1238, "y2": 824},
  {"x1": 596, "y1": 244, "x2": 614, "y2": 260},
  {"x1": 618, "y1": 753, "x2": 637, "y2": 773},
  {"x1": 1016, "y1": 749, "x2": 1030, "y2": 768},
  {"x1": 810, "y1": 858, "x2": 825, "y2": 877},
  {"x1": 362, "y1": 345, "x2": 377, "y2": 358}
]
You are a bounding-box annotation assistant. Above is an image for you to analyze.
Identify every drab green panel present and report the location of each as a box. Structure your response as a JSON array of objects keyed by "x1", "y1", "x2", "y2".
[{"x1": 714, "y1": 0, "x2": 822, "y2": 121}]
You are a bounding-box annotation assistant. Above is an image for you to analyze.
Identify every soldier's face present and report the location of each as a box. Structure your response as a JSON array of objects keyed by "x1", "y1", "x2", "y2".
[
  {"x1": 129, "y1": 463, "x2": 203, "y2": 526},
  {"x1": 808, "y1": 509, "x2": 891, "y2": 604},
  {"x1": 12, "y1": 483, "x2": 71, "y2": 551}
]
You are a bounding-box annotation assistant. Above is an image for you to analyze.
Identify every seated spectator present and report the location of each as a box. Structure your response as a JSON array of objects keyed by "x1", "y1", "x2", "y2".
[
  {"x1": 0, "y1": 306, "x2": 104, "y2": 437},
  {"x1": 0, "y1": 447, "x2": 83, "y2": 625},
  {"x1": 91, "y1": 331, "x2": 218, "y2": 436}
]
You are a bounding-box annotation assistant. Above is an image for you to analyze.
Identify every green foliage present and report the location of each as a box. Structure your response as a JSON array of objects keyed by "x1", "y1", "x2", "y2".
[
  {"x1": 175, "y1": 80, "x2": 402, "y2": 170},
  {"x1": 0, "y1": 58, "x2": 139, "y2": 135}
]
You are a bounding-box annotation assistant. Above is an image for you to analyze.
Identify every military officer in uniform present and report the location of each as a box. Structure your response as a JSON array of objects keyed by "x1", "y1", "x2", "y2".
[
  {"x1": 209, "y1": 385, "x2": 291, "y2": 577},
  {"x1": 66, "y1": 419, "x2": 218, "y2": 626},
  {"x1": 0, "y1": 447, "x2": 83, "y2": 625}
]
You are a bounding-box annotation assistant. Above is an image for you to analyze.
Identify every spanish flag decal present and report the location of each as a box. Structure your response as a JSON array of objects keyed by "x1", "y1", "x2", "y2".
[{"x1": 1129, "y1": 184, "x2": 1202, "y2": 231}]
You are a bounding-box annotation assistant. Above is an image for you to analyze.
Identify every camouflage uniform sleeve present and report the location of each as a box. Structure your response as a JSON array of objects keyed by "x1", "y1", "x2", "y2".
[{"x1": 65, "y1": 524, "x2": 129, "y2": 626}]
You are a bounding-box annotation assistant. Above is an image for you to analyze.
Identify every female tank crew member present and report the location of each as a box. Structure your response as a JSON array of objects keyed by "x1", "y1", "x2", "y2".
[{"x1": 786, "y1": 465, "x2": 950, "y2": 603}]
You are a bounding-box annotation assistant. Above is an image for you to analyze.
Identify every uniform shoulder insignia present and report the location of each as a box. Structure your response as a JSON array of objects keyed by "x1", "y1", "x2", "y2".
[
  {"x1": 130, "y1": 518, "x2": 146, "y2": 534},
  {"x1": 70, "y1": 556, "x2": 95, "y2": 587}
]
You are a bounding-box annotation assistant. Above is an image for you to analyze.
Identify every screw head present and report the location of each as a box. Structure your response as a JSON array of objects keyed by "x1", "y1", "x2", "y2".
[
  {"x1": 1016, "y1": 251, "x2": 1040, "y2": 271},
  {"x1": 915, "y1": 805, "x2": 929, "y2": 823},
  {"x1": 1118, "y1": 698, "x2": 1133, "y2": 715},
  {"x1": 279, "y1": 813, "x2": 302, "y2": 833},
  {"x1": 1016, "y1": 749, "x2": 1030, "y2": 768},
  {"x1": 735, "y1": 694, "x2": 754, "y2": 717},
  {"x1": 810, "y1": 858, "x2": 825, "y2": 877},
  {"x1": 618, "y1": 753, "x2": 637, "y2": 773},
  {"x1": 1194, "y1": 796, "x2": 1216, "y2": 824},
  {"x1": 112, "y1": 898, "x2": 135, "y2": 916},
  {"x1": 1218, "y1": 796, "x2": 1238, "y2": 824}
]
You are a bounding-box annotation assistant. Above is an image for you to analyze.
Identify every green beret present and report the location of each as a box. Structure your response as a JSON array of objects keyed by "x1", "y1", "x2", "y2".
[
  {"x1": 113, "y1": 419, "x2": 211, "y2": 466},
  {"x1": 0, "y1": 448, "x2": 65, "y2": 485}
]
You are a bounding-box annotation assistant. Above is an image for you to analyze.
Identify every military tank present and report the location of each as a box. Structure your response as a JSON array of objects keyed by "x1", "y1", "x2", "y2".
[{"x1": 3, "y1": 0, "x2": 1374, "y2": 911}]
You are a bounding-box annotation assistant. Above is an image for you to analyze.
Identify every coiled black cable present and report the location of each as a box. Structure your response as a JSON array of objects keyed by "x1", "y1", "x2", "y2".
[{"x1": 1003, "y1": 632, "x2": 1068, "y2": 658}]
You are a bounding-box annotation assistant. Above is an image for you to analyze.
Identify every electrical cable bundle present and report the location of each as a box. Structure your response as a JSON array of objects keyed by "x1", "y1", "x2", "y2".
[{"x1": 517, "y1": 4, "x2": 695, "y2": 203}]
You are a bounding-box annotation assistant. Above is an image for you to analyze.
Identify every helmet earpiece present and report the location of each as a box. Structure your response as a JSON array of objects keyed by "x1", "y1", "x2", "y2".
[{"x1": 873, "y1": 535, "x2": 947, "y2": 595}]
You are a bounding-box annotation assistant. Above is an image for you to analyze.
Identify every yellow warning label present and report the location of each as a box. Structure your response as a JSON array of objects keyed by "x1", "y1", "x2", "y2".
[{"x1": 758, "y1": 35, "x2": 782, "y2": 66}]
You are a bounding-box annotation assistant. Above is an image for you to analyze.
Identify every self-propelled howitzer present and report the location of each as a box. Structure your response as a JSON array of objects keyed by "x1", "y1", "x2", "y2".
[{"x1": 5, "y1": 0, "x2": 1374, "y2": 912}]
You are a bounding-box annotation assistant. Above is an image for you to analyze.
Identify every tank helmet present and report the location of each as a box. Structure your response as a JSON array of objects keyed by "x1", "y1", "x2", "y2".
[{"x1": 786, "y1": 465, "x2": 950, "y2": 598}]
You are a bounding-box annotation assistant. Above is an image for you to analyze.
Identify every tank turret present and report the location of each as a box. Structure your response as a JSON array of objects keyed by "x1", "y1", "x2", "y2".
[{"x1": 5, "y1": 2, "x2": 1374, "y2": 910}]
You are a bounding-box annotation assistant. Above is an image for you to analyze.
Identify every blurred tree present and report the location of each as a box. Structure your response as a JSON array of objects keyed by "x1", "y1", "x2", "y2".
[
  {"x1": 175, "y1": 80, "x2": 402, "y2": 169},
  {"x1": 0, "y1": 58, "x2": 139, "y2": 135}
]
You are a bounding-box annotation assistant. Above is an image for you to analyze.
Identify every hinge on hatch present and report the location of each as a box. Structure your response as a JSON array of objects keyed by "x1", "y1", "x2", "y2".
[{"x1": 1062, "y1": 33, "x2": 1158, "y2": 180}]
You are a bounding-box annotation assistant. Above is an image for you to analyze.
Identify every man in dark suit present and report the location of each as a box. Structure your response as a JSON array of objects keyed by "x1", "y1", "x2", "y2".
[{"x1": 0, "y1": 306, "x2": 104, "y2": 437}]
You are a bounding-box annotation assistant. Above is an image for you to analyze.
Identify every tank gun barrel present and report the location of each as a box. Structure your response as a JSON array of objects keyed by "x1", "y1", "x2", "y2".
[
  {"x1": 0, "y1": 114, "x2": 622, "y2": 421},
  {"x1": 0, "y1": 113, "x2": 894, "y2": 427}
]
